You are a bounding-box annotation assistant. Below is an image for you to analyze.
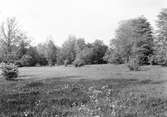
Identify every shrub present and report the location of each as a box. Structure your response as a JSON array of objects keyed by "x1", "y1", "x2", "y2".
[
  {"x1": 38, "y1": 55, "x2": 48, "y2": 66},
  {"x1": 0, "y1": 63, "x2": 18, "y2": 80},
  {"x1": 105, "y1": 52, "x2": 123, "y2": 64},
  {"x1": 20, "y1": 55, "x2": 34, "y2": 66},
  {"x1": 15, "y1": 60, "x2": 23, "y2": 67},
  {"x1": 73, "y1": 59, "x2": 85, "y2": 67},
  {"x1": 127, "y1": 57, "x2": 140, "y2": 71}
]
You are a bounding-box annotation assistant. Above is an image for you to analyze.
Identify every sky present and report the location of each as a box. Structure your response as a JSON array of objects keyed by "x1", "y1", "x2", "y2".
[{"x1": 0, "y1": 0, "x2": 166, "y2": 46}]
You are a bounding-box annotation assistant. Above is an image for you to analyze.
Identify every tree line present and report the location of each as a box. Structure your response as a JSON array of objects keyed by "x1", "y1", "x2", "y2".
[{"x1": 1, "y1": 9, "x2": 167, "y2": 67}]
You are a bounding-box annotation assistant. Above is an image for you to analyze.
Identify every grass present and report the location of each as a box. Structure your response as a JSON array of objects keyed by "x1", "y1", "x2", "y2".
[{"x1": 0, "y1": 64, "x2": 167, "y2": 117}]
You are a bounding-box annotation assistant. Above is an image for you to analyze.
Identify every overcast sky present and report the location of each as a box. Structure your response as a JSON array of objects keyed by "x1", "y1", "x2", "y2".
[{"x1": 0, "y1": 0, "x2": 166, "y2": 46}]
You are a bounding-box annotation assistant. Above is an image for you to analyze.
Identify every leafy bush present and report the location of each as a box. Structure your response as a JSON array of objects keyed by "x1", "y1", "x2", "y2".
[
  {"x1": 73, "y1": 59, "x2": 85, "y2": 67},
  {"x1": 0, "y1": 63, "x2": 18, "y2": 80},
  {"x1": 38, "y1": 55, "x2": 48, "y2": 66},
  {"x1": 20, "y1": 55, "x2": 34, "y2": 66},
  {"x1": 127, "y1": 57, "x2": 140, "y2": 71},
  {"x1": 103, "y1": 50, "x2": 124, "y2": 64},
  {"x1": 151, "y1": 54, "x2": 167, "y2": 66},
  {"x1": 15, "y1": 60, "x2": 23, "y2": 67}
]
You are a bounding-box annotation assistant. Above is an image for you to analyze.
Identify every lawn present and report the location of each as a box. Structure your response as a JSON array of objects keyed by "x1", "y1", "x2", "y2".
[{"x1": 0, "y1": 64, "x2": 167, "y2": 117}]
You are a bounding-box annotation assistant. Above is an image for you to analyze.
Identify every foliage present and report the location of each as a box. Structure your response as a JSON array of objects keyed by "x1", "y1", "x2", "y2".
[
  {"x1": 74, "y1": 40, "x2": 107, "y2": 65},
  {"x1": 56, "y1": 48, "x2": 64, "y2": 65},
  {"x1": 109, "y1": 16, "x2": 154, "y2": 65},
  {"x1": 47, "y1": 40, "x2": 57, "y2": 65},
  {"x1": 74, "y1": 38, "x2": 86, "y2": 57},
  {"x1": 0, "y1": 17, "x2": 26, "y2": 62},
  {"x1": 156, "y1": 8, "x2": 167, "y2": 66},
  {"x1": 26, "y1": 47, "x2": 41, "y2": 66},
  {"x1": 73, "y1": 58, "x2": 85, "y2": 67},
  {"x1": 38, "y1": 54, "x2": 48, "y2": 66},
  {"x1": 64, "y1": 59, "x2": 69, "y2": 67},
  {"x1": 37, "y1": 39, "x2": 57, "y2": 65},
  {"x1": 127, "y1": 57, "x2": 140, "y2": 71},
  {"x1": 60, "y1": 36, "x2": 76, "y2": 64},
  {"x1": 16, "y1": 34, "x2": 30, "y2": 59},
  {"x1": 0, "y1": 63, "x2": 18, "y2": 80},
  {"x1": 103, "y1": 49, "x2": 123, "y2": 64},
  {"x1": 15, "y1": 60, "x2": 23, "y2": 67},
  {"x1": 92, "y1": 40, "x2": 108, "y2": 64},
  {"x1": 20, "y1": 55, "x2": 34, "y2": 66},
  {"x1": 78, "y1": 45, "x2": 94, "y2": 64}
]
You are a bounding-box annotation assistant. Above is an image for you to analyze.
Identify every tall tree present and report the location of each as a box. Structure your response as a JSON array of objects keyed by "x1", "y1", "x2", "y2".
[
  {"x1": 37, "y1": 39, "x2": 57, "y2": 65},
  {"x1": 112, "y1": 16, "x2": 154, "y2": 64},
  {"x1": 0, "y1": 17, "x2": 24, "y2": 62},
  {"x1": 25, "y1": 46, "x2": 40, "y2": 66},
  {"x1": 79, "y1": 45, "x2": 94, "y2": 64},
  {"x1": 74, "y1": 38, "x2": 86, "y2": 59},
  {"x1": 16, "y1": 33, "x2": 30, "y2": 59},
  {"x1": 61, "y1": 36, "x2": 76, "y2": 64},
  {"x1": 46, "y1": 40, "x2": 57, "y2": 65},
  {"x1": 156, "y1": 8, "x2": 167, "y2": 65},
  {"x1": 92, "y1": 40, "x2": 108, "y2": 64}
]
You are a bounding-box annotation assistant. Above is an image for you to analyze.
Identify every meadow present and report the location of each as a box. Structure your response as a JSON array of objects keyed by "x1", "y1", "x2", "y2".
[{"x1": 0, "y1": 64, "x2": 167, "y2": 117}]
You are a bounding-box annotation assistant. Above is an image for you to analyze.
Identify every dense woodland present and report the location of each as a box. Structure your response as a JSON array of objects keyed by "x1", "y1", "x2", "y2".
[{"x1": 1, "y1": 9, "x2": 167, "y2": 67}]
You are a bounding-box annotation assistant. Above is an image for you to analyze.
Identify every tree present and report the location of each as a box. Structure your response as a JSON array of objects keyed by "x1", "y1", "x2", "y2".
[
  {"x1": 37, "y1": 39, "x2": 57, "y2": 65},
  {"x1": 103, "y1": 48, "x2": 123, "y2": 64},
  {"x1": 156, "y1": 8, "x2": 167, "y2": 65},
  {"x1": 25, "y1": 47, "x2": 40, "y2": 66},
  {"x1": 79, "y1": 45, "x2": 94, "y2": 64},
  {"x1": 61, "y1": 36, "x2": 76, "y2": 64},
  {"x1": 92, "y1": 40, "x2": 108, "y2": 64},
  {"x1": 20, "y1": 54, "x2": 33, "y2": 66},
  {"x1": 56, "y1": 47, "x2": 64, "y2": 65},
  {"x1": 46, "y1": 40, "x2": 57, "y2": 65},
  {"x1": 16, "y1": 33, "x2": 30, "y2": 59},
  {"x1": 110, "y1": 16, "x2": 154, "y2": 65},
  {"x1": 0, "y1": 17, "x2": 25, "y2": 62},
  {"x1": 74, "y1": 38, "x2": 86, "y2": 57}
]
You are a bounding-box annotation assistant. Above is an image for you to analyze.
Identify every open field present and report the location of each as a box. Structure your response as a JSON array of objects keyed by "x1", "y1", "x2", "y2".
[
  {"x1": 0, "y1": 64, "x2": 167, "y2": 117},
  {"x1": 19, "y1": 64, "x2": 165, "y2": 80}
]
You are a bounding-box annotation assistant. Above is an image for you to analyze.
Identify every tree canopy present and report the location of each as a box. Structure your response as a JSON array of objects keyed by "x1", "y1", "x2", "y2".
[{"x1": 106, "y1": 16, "x2": 154, "y2": 65}]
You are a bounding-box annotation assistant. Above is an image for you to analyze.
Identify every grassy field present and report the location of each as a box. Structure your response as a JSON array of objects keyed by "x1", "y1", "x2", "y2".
[{"x1": 0, "y1": 64, "x2": 167, "y2": 117}]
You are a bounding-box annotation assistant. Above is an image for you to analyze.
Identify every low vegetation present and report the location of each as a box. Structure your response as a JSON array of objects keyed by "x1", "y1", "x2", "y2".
[
  {"x1": 0, "y1": 77, "x2": 166, "y2": 117},
  {"x1": 0, "y1": 64, "x2": 166, "y2": 117},
  {"x1": 0, "y1": 63, "x2": 18, "y2": 80},
  {"x1": 73, "y1": 59, "x2": 85, "y2": 67}
]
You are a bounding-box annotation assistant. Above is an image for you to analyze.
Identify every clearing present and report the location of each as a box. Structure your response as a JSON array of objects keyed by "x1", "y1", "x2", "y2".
[{"x1": 0, "y1": 64, "x2": 167, "y2": 117}]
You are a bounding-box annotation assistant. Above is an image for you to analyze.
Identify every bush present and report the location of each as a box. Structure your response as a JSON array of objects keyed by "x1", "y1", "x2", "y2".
[
  {"x1": 38, "y1": 55, "x2": 48, "y2": 66},
  {"x1": 73, "y1": 59, "x2": 85, "y2": 67},
  {"x1": 127, "y1": 57, "x2": 140, "y2": 71},
  {"x1": 105, "y1": 52, "x2": 123, "y2": 64},
  {"x1": 15, "y1": 60, "x2": 23, "y2": 67},
  {"x1": 20, "y1": 55, "x2": 34, "y2": 66},
  {"x1": 0, "y1": 63, "x2": 18, "y2": 80}
]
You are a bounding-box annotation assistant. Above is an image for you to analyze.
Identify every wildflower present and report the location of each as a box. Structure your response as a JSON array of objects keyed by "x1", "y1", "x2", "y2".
[
  {"x1": 101, "y1": 85, "x2": 108, "y2": 89},
  {"x1": 24, "y1": 112, "x2": 29, "y2": 117}
]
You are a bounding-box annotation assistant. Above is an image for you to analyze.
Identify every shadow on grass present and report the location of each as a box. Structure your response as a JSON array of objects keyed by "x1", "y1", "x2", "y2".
[
  {"x1": 139, "y1": 79, "x2": 167, "y2": 85},
  {"x1": 41, "y1": 75, "x2": 83, "y2": 81},
  {"x1": 19, "y1": 74, "x2": 35, "y2": 78}
]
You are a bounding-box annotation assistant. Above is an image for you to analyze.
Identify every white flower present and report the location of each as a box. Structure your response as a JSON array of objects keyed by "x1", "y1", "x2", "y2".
[{"x1": 24, "y1": 112, "x2": 29, "y2": 117}]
